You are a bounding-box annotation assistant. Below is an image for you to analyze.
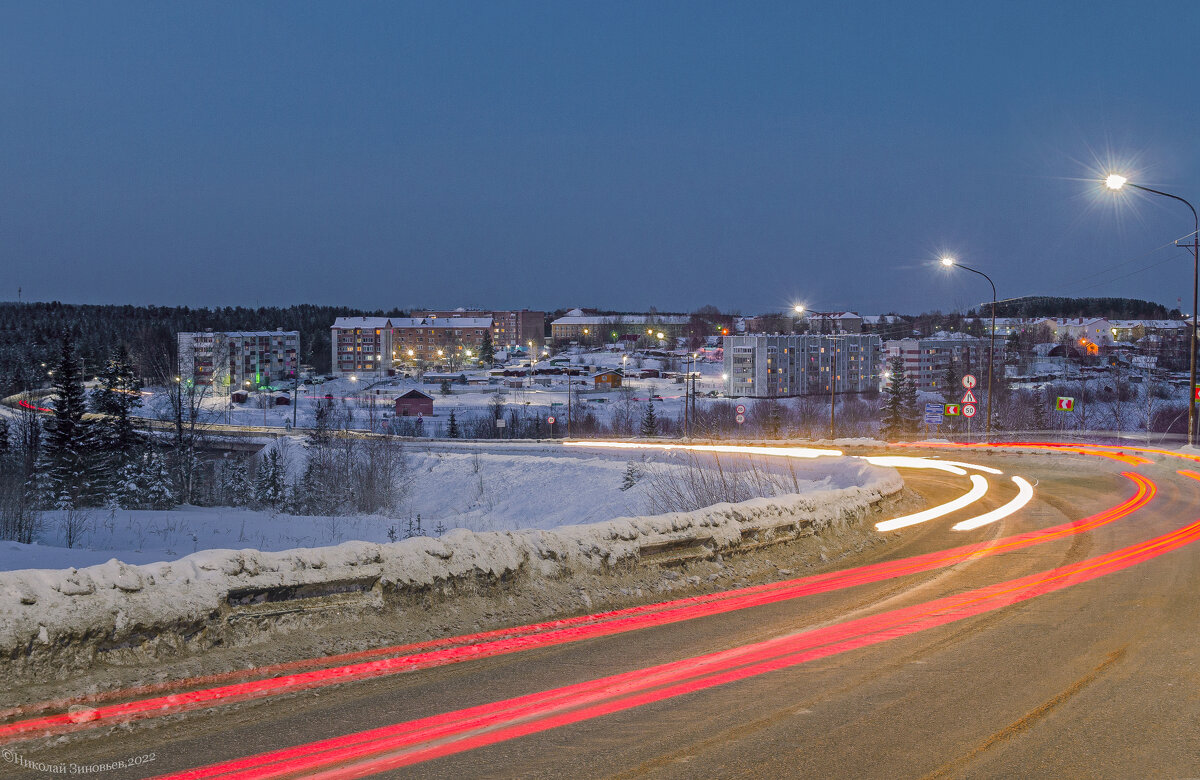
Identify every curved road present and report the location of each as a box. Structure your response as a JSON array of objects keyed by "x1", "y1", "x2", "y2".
[{"x1": 4, "y1": 443, "x2": 1200, "y2": 779}]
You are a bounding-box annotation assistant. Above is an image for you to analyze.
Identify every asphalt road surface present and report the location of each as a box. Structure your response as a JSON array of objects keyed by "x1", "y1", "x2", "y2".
[{"x1": 5, "y1": 443, "x2": 1200, "y2": 779}]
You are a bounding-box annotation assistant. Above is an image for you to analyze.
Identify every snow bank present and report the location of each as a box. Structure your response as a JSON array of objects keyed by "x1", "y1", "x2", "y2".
[{"x1": 0, "y1": 464, "x2": 902, "y2": 672}]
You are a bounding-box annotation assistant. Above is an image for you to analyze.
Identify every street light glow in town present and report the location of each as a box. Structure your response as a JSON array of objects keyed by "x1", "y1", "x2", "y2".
[
  {"x1": 794, "y1": 304, "x2": 805, "y2": 314},
  {"x1": 1105, "y1": 173, "x2": 1128, "y2": 190},
  {"x1": 940, "y1": 256, "x2": 955, "y2": 267}
]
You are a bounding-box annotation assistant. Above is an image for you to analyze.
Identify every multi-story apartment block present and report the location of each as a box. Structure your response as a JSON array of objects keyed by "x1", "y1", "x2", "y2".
[
  {"x1": 883, "y1": 332, "x2": 993, "y2": 392},
  {"x1": 551, "y1": 309, "x2": 690, "y2": 343},
  {"x1": 414, "y1": 309, "x2": 545, "y2": 348},
  {"x1": 178, "y1": 330, "x2": 299, "y2": 394},
  {"x1": 723, "y1": 334, "x2": 882, "y2": 398},
  {"x1": 331, "y1": 316, "x2": 494, "y2": 378}
]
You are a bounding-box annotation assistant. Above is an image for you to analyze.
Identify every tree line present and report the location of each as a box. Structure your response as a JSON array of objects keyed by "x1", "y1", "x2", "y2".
[{"x1": 0, "y1": 301, "x2": 408, "y2": 398}]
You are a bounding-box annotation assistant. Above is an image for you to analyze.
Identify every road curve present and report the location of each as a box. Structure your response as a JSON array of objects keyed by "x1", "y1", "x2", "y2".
[{"x1": 6, "y1": 444, "x2": 1200, "y2": 779}]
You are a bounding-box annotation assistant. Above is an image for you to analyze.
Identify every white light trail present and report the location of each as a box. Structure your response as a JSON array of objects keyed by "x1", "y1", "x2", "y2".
[
  {"x1": 562, "y1": 441, "x2": 842, "y2": 459},
  {"x1": 860, "y1": 456, "x2": 968, "y2": 475},
  {"x1": 952, "y1": 476, "x2": 1034, "y2": 531},
  {"x1": 933, "y1": 460, "x2": 1003, "y2": 475},
  {"x1": 875, "y1": 474, "x2": 989, "y2": 532}
]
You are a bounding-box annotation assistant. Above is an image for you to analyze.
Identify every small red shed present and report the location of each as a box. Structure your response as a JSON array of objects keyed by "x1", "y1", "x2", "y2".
[{"x1": 394, "y1": 389, "x2": 435, "y2": 417}]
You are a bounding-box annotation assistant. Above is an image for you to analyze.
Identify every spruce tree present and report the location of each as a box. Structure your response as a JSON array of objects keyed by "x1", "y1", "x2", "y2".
[
  {"x1": 91, "y1": 344, "x2": 141, "y2": 452},
  {"x1": 39, "y1": 330, "x2": 100, "y2": 508},
  {"x1": 254, "y1": 448, "x2": 286, "y2": 508},
  {"x1": 446, "y1": 410, "x2": 460, "y2": 438},
  {"x1": 620, "y1": 461, "x2": 641, "y2": 491},
  {"x1": 640, "y1": 400, "x2": 659, "y2": 437},
  {"x1": 881, "y1": 355, "x2": 913, "y2": 441},
  {"x1": 479, "y1": 331, "x2": 495, "y2": 365}
]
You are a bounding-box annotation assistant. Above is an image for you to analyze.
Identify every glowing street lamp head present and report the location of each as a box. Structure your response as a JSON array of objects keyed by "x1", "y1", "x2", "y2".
[
  {"x1": 1105, "y1": 174, "x2": 1128, "y2": 190},
  {"x1": 940, "y1": 256, "x2": 956, "y2": 267},
  {"x1": 793, "y1": 304, "x2": 805, "y2": 314}
]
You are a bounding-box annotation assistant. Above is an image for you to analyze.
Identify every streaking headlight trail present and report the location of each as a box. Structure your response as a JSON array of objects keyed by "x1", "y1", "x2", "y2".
[
  {"x1": 876, "y1": 475, "x2": 989, "y2": 532},
  {"x1": 953, "y1": 476, "x2": 1034, "y2": 531}
]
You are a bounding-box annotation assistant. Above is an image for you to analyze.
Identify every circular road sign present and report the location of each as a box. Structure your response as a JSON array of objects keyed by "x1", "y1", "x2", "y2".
[
  {"x1": 547, "y1": 416, "x2": 556, "y2": 425},
  {"x1": 962, "y1": 404, "x2": 977, "y2": 418},
  {"x1": 961, "y1": 374, "x2": 977, "y2": 389},
  {"x1": 735, "y1": 404, "x2": 746, "y2": 415},
  {"x1": 735, "y1": 414, "x2": 746, "y2": 425}
]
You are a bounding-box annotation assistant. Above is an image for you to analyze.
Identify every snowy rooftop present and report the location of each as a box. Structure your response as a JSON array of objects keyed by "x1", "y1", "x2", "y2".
[{"x1": 552, "y1": 314, "x2": 690, "y2": 326}]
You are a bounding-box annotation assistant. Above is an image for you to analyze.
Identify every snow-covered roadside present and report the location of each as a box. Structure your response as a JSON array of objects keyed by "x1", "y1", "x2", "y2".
[
  {"x1": 0, "y1": 463, "x2": 903, "y2": 674},
  {"x1": 1, "y1": 444, "x2": 883, "y2": 572}
]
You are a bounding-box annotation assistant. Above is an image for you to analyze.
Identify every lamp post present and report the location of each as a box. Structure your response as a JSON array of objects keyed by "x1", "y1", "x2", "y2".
[
  {"x1": 940, "y1": 256, "x2": 997, "y2": 441},
  {"x1": 1105, "y1": 174, "x2": 1199, "y2": 447}
]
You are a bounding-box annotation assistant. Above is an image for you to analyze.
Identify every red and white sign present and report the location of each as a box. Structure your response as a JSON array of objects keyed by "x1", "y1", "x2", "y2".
[
  {"x1": 1194, "y1": 386, "x2": 1200, "y2": 402},
  {"x1": 547, "y1": 416, "x2": 556, "y2": 425},
  {"x1": 961, "y1": 389, "x2": 977, "y2": 404},
  {"x1": 961, "y1": 374, "x2": 977, "y2": 389},
  {"x1": 735, "y1": 414, "x2": 745, "y2": 425},
  {"x1": 735, "y1": 404, "x2": 746, "y2": 415},
  {"x1": 962, "y1": 403, "x2": 977, "y2": 418},
  {"x1": 944, "y1": 404, "x2": 961, "y2": 416},
  {"x1": 1056, "y1": 396, "x2": 1075, "y2": 412}
]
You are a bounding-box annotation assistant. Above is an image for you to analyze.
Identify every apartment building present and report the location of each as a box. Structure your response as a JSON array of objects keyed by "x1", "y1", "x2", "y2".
[
  {"x1": 722, "y1": 334, "x2": 882, "y2": 398},
  {"x1": 177, "y1": 330, "x2": 299, "y2": 394},
  {"x1": 331, "y1": 316, "x2": 493, "y2": 377},
  {"x1": 883, "y1": 332, "x2": 993, "y2": 392},
  {"x1": 414, "y1": 309, "x2": 545, "y2": 348},
  {"x1": 551, "y1": 309, "x2": 690, "y2": 342}
]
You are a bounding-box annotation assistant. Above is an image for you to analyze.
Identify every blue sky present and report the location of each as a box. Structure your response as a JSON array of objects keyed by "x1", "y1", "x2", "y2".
[{"x1": 2, "y1": 1, "x2": 1198, "y2": 314}]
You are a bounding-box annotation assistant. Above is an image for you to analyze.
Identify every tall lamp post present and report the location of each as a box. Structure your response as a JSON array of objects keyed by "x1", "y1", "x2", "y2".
[
  {"x1": 1105, "y1": 174, "x2": 1199, "y2": 447},
  {"x1": 940, "y1": 256, "x2": 997, "y2": 442}
]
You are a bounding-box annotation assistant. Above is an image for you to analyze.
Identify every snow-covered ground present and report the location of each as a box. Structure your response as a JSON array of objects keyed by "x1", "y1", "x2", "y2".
[
  {"x1": 140, "y1": 350, "x2": 729, "y2": 432},
  {"x1": 0, "y1": 443, "x2": 888, "y2": 573}
]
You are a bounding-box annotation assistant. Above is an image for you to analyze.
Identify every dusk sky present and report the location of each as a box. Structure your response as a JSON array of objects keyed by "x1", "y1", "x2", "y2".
[{"x1": 2, "y1": 2, "x2": 1198, "y2": 315}]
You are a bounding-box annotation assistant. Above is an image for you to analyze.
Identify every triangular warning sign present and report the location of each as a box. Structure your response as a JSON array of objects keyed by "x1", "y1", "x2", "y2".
[{"x1": 961, "y1": 390, "x2": 977, "y2": 404}]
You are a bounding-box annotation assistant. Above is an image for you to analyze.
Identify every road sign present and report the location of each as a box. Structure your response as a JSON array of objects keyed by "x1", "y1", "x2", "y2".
[
  {"x1": 962, "y1": 374, "x2": 977, "y2": 389},
  {"x1": 1056, "y1": 396, "x2": 1075, "y2": 412},
  {"x1": 962, "y1": 403, "x2": 977, "y2": 418},
  {"x1": 1195, "y1": 386, "x2": 1200, "y2": 402},
  {"x1": 923, "y1": 402, "x2": 944, "y2": 425},
  {"x1": 944, "y1": 404, "x2": 961, "y2": 416},
  {"x1": 961, "y1": 389, "x2": 977, "y2": 404},
  {"x1": 735, "y1": 413, "x2": 745, "y2": 425},
  {"x1": 547, "y1": 416, "x2": 556, "y2": 425},
  {"x1": 735, "y1": 404, "x2": 746, "y2": 415}
]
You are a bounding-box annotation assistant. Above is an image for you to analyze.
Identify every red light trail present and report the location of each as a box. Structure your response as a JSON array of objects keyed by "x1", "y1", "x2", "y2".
[
  {"x1": 151, "y1": 471, "x2": 1200, "y2": 780},
  {"x1": 0, "y1": 472, "x2": 1153, "y2": 744}
]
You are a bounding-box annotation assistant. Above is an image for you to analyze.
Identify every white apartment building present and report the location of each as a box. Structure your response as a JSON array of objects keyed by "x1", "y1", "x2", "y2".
[
  {"x1": 884, "y1": 331, "x2": 992, "y2": 392},
  {"x1": 723, "y1": 334, "x2": 882, "y2": 398},
  {"x1": 178, "y1": 330, "x2": 300, "y2": 394}
]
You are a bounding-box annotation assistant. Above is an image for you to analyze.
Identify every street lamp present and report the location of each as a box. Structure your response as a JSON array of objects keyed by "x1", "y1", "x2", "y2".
[
  {"x1": 1105, "y1": 174, "x2": 1199, "y2": 446},
  {"x1": 940, "y1": 256, "x2": 997, "y2": 441}
]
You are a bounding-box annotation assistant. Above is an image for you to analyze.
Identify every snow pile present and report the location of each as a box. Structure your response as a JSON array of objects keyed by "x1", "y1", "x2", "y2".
[{"x1": 0, "y1": 463, "x2": 901, "y2": 668}]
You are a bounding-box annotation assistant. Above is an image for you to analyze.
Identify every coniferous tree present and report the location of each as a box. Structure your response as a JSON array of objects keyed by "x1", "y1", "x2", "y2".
[
  {"x1": 91, "y1": 344, "x2": 142, "y2": 452},
  {"x1": 640, "y1": 400, "x2": 659, "y2": 437},
  {"x1": 620, "y1": 461, "x2": 641, "y2": 491},
  {"x1": 479, "y1": 331, "x2": 495, "y2": 365},
  {"x1": 39, "y1": 331, "x2": 101, "y2": 508},
  {"x1": 254, "y1": 448, "x2": 287, "y2": 508},
  {"x1": 1032, "y1": 387, "x2": 1051, "y2": 431},
  {"x1": 446, "y1": 410, "x2": 460, "y2": 438},
  {"x1": 881, "y1": 355, "x2": 916, "y2": 441}
]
